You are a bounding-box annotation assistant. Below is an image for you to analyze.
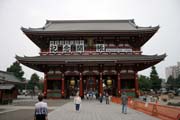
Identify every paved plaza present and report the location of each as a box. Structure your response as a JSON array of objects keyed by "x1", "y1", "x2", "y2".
[
  {"x1": 48, "y1": 100, "x2": 159, "y2": 120},
  {"x1": 0, "y1": 96, "x2": 160, "y2": 120}
]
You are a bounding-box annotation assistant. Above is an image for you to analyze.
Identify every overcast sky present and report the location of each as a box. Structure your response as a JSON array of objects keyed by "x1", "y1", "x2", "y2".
[{"x1": 0, "y1": 0, "x2": 180, "y2": 80}]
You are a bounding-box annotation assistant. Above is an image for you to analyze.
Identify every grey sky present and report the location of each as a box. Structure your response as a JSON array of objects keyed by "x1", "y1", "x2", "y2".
[{"x1": 0, "y1": 0, "x2": 180, "y2": 79}]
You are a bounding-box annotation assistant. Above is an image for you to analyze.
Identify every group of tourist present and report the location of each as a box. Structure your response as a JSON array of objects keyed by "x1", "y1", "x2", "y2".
[
  {"x1": 33, "y1": 91, "x2": 128, "y2": 120},
  {"x1": 74, "y1": 91, "x2": 128, "y2": 114},
  {"x1": 99, "y1": 92, "x2": 110, "y2": 104},
  {"x1": 83, "y1": 90, "x2": 111, "y2": 105},
  {"x1": 84, "y1": 90, "x2": 98, "y2": 100}
]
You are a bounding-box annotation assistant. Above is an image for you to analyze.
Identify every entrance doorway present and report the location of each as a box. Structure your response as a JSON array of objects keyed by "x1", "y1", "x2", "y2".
[
  {"x1": 83, "y1": 75, "x2": 98, "y2": 98},
  {"x1": 65, "y1": 76, "x2": 79, "y2": 98}
]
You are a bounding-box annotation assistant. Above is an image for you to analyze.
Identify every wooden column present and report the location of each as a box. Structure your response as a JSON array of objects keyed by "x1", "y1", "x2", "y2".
[
  {"x1": 61, "y1": 73, "x2": 65, "y2": 97},
  {"x1": 117, "y1": 72, "x2": 121, "y2": 96},
  {"x1": 43, "y1": 73, "x2": 47, "y2": 97},
  {"x1": 99, "y1": 72, "x2": 103, "y2": 95},
  {"x1": 79, "y1": 72, "x2": 83, "y2": 97},
  {"x1": 135, "y1": 71, "x2": 139, "y2": 97}
]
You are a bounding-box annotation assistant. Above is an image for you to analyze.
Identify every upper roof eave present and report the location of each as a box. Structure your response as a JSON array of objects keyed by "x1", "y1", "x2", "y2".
[
  {"x1": 21, "y1": 19, "x2": 159, "y2": 35},
  {"x1": 21, "y1": 26, "x2": 159, "y2": 34}
]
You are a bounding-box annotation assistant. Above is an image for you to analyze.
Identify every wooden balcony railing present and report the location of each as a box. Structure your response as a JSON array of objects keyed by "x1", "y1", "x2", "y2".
[{"x1": 39, "y1": 51, "x2": 142, "y2": 56}]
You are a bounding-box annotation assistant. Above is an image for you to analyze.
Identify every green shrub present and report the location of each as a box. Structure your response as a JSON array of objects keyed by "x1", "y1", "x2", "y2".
[{"x1": 167, "y1": 102, "x2": 180, "y2": 106}]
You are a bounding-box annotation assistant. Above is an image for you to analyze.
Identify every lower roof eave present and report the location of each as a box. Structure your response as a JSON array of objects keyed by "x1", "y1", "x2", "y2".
[{"x1": 16, "y1": 59, "x2": 166, "y2": 73}]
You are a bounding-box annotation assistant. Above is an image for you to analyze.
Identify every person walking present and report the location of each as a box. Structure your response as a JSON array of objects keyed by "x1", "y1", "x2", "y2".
[
  {"x1": 34, "y1": 94, "x2": 48, "y2": 120},
  {"x1": 89, "y1": 90, "x2": 93, "y2": 100},
  {"x1": 74, "y1": 92, "x2": 82, "y2": 111},
  {"x1": 105, "y1": 92, "x2": 109, "y2": 104},
  {"x1": 99, "y1": 93, "x2": 103, "y2": 103},
  {"x1": 121, "y1": 92, "x2": 128, "y2": 114}
]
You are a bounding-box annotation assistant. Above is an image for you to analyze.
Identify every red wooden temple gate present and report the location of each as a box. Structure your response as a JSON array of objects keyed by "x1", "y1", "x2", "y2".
[{"x1": 16, "y1": 20, "x2": 166, "y2": 98}]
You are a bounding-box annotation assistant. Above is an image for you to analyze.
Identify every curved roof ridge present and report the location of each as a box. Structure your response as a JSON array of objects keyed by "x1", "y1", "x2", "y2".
[
  {"x1": 46, "y1": 19, "x2": 135, "y2": 23},
  {"x1": 128, "y1": 20, "x2": 138, "y2": 29},
  {"x1": 21, "y1": 26, "x2": 43, "y2": 31},
  {"x1": 137, "y1": 25, "x2": 160, "y2": 30},
  {"x1": 128, "y1": 20, "x2": 159, "y2": 30},
  {"x1": 44, "y1": 20, "x2": 52, "y2": 29}
]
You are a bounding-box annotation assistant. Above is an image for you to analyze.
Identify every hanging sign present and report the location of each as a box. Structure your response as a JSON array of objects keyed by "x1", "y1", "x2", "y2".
[
  {"x1": 96, "y1": 44, "x2": 132, "y2": 53},
  {"x1": 76, "y1": 44, "x2": 84, "y2": 53},
  {"x1": 106, "y1": 48, "x2": 132, "y2": 52},
  {"x1": 96, "y1": 44, "x2": 105, "y2": 52},
  {"x1": 49, "y1": 42, "x2": 58, "y2": 53},
  {"x1": 49, "y1": 40, "x2": 84, "y2": 53},
  {"x1": 63, "y1": 44, "x2": 71, "y2": 53}
]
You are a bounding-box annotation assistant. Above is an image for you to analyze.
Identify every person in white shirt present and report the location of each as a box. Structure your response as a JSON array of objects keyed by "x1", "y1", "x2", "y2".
[
  {"x1": 34, "y1": 94, "x2": 48, "y2": 120},
  {"x1": 74, "y1": 92, "x2": 82, "y2": 111}
]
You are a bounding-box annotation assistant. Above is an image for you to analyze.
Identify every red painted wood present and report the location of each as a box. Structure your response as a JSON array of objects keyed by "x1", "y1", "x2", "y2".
[
  {"x1": 79, "y1": 73, "x2": 83, "y2": 97},
  {"x1": 99, "y1": 72, "x2": 103, "y2": 95},
  {"x1": 44, "y1": 73, "x2": 47, "y2": 97},
  {"x1": 118, "y1": 72, "x2": 121, "y2": 96},
  {"x1": 61, "y1": 73, "x2": 65, "y2": 97},
  {"x1": 134, "y1": 72, "x2": 139, "y2": 97}
]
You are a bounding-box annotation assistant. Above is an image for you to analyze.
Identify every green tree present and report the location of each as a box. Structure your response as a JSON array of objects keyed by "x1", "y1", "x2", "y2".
[
  {"x1": 176, "y1": 75, "x2": 180, "y2": 88},
  {"x1": 138, "y1": 75, "x2": 151, "y2": 91},
  {"x1": 6, "y1": 61, "x2": 24, "y2": 81},
  {"x1": 166, "y1": 75, "x2": 175, "y2": 89},
  {"x1": 27, "y1": 73, "x2": 40, "y2": 90},
  {"x1": 38, "y1": 82, "x2": 44, "y2": 91},
  {"x1": 150, "y1": 66, "x2": 161, "y2": 90},
  {"x1": 167, "y1": 75, "x2": 180, "y2": 89}
]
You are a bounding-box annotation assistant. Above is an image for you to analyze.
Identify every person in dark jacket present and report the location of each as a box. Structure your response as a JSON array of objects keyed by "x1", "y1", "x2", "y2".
[
  {"x1": 99, "y1": 93, "x2": 103, "y2": 103},
  {"x1": 121, "y1": 92, "x2": 128, "y2": 114},
  {"x1": 105, "y1": 92, "x2": 109, "y2": 104}
]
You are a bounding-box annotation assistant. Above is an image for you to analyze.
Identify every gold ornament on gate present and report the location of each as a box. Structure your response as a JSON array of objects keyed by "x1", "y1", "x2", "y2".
[
  {"x1": 107, "y1": 79, "x2": 112, "y2": 86},
  {"x1": 70, "y1": 79, "x2": 75, "y2": 86}
]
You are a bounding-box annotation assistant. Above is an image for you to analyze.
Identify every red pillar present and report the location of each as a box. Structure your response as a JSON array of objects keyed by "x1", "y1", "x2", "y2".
[
  {"x1": 99, "y1": 72, "x2": 103, "y2": 95},
  {"x1": 117, "y1": 72, "x2": 121, "y2": 96},
  {"x1": 79, "y1": 72, "x2": 83, "y2": 97},
  {"x1": 135, "y1": 71, "x2": 139, "y2": 97},
  {"x1": 61, "y1": 73, "x2": 65, "y2": 97},
  {"x1": 43, "y1": 73, "x2": 47, "y2": 97}
]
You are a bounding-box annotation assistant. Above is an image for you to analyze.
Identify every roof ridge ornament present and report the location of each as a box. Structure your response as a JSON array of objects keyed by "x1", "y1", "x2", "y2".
[{"x1": 130, "y1": 19, "x2": 135, "y2": 24}]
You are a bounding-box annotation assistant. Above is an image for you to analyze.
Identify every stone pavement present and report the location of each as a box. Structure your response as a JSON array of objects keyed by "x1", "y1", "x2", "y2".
[{"x1": 48, "y1": 100, "x2": 159, "y2": 120}]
